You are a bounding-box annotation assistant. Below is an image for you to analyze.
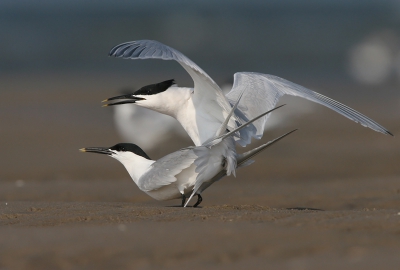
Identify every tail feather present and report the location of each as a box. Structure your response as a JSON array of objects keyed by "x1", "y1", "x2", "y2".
[
  {"x1": 184, "y1": 192, "x2": 195, "y2": 207},
  {"x1": 185, "y1": 129, "x2": 297, "y2": 207},
  {"x1": 237, "y1": 129, "x2": 298, "y2": 166},
  {"x1": 216, "y1": 84, "x2": 247, "y2": 136},
  {"x1": 206, "y1": 105, "x2": 286, "y2": 147}
]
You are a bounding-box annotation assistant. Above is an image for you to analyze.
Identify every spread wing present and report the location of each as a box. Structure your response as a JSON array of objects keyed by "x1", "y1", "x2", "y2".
[
  {"x1": 138, "y1": 147, "x2": 197, "y2": 192},
  {"x1": 226, "y1": 72, "x2": 392, "y2": 146},
  {"x1": 109, "y1": 40, "x2": 237, "y2": 144}
]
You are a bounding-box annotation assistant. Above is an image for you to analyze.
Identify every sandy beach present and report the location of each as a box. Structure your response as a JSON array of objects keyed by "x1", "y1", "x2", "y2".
[
  {"x1": 1, "y1": 74, "x2": 399, "y2": 269},
  {"x1": 1, "y1": 177, "x2": 400, "y2": 269}
]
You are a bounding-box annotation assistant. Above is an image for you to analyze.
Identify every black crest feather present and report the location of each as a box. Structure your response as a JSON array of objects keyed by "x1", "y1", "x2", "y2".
[
  {"x1": 110, "y1": 143, "x2": 151, "y2": 160},
  {"x1": 133, "y1": 79, "x2": 175, "y2": 96}
]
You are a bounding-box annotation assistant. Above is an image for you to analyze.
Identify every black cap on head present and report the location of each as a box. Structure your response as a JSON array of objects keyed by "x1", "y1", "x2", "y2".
[
  {"x1": 133, "y1": 79, "x2": 175, "y2": 96},
  {"x1": 109, "y1": 143, "x2": 151, "y2": 160},
  {"x1": 103, "y1": 79, "x2": 175, "y2": 106}
]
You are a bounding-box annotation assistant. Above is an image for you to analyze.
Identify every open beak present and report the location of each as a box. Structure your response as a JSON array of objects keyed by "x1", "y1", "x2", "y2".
[
  {"x1": 102, "y1": 94, "x2": 146, "y2": 107},
  {"x1": 79, "y1": 147, "x2": 113, "y2": 155}
]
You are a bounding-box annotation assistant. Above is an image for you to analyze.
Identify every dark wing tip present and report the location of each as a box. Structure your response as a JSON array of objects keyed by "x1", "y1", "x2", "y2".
[
  {"x1": 109, "y1": 44, "x2": 121, "y2": 57},
  {"x1": 108, "y1": 41, "x2": 135, "y2": 57}
]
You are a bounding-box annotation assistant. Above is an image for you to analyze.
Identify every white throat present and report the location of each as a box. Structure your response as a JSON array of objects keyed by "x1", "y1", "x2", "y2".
[
  {"x1": 134, "y1": 86, "x2": 227, "y2": 146},
  {"x1": 111, "y1": 152, "x2": 155, "y2": 185},
  {"x1": 135, "y1": 86, "x2": 192, "y2": 118}
]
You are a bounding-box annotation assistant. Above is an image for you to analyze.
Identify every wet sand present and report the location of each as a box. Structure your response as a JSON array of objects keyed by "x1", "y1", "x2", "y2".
[
  {"x1": 1, "y1": 74, "x2": 399, "y2": 269},
  {"x1": 1, "y1": 175, "x2": 399, "y2": 269}
]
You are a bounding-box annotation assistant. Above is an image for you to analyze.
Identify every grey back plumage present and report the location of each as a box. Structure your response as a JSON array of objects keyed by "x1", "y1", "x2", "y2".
[{"x1": 138, "y1": 147, "x2": 197, "y2": 192}]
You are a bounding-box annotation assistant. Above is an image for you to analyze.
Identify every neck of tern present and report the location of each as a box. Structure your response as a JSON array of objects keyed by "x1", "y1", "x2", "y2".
[{"x1": 112, "y1": 153, "x2": 155, "y2": 185}]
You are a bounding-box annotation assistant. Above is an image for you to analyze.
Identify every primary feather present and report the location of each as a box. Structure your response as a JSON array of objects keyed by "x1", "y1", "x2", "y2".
[{"x1": 226, "y1": 73, "x2": 392, "y2": 146}]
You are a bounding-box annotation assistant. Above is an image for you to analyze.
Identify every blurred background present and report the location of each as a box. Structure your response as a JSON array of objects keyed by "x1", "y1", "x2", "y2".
[
  {"x1": 2, "y1": 2, "x2": 400, "y2": 268},
  {"x1": 1, "y1": 0, "x2": 399, "y2": 187}
]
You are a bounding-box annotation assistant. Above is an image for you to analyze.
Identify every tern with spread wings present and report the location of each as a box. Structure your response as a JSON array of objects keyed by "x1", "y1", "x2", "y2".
[{"x1": 104, "y1": 39, "x2": 392, "y2": 148}]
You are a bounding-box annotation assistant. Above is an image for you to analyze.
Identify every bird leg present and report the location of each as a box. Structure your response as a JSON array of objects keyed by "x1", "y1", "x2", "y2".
[
  {"x1": 181, "y1": 194, "x2": 186, "y2": 207},
  {"x1": 193, "y1": 194, "x2": 203, "y2": 208}
]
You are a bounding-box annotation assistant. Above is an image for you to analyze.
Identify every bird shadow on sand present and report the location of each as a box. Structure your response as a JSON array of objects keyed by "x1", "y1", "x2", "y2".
[
  {"x1": 286, "y1": 207, "x2": 324, "y2": 211},
  {"x1": 166, "y1": 205, "x2": 203, "y2": 208}
]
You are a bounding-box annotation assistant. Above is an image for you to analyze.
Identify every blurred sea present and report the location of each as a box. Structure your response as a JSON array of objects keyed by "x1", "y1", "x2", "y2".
[{"x1": 2, "y1": 0, "x2": 400, "y2": 82}]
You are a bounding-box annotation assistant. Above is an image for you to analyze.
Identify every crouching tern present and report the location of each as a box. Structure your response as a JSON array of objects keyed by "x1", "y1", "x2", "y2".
[
  {"x1": 104, "y1": 39, "x2": 392, "y2": 149},
  {"x1": 81, "y1": 102, "x2": 295, "y2": 207}
]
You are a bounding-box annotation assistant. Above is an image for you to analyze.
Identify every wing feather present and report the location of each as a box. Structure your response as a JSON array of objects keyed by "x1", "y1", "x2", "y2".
[
  {"x1": 226, "y1": 72, "x2": 392, "y2": 146},
  {"x1": 109, "y1": 40, "x2": 237, "y2": 139},
  {"x1": 138, "y1": 148, "x2": 197, "y2": 192},
  {"x1": 110, "y1": 40, "x2": 215, "y2": 85}
]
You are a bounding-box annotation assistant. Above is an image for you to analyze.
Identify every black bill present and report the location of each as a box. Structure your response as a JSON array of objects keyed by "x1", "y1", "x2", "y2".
[
  {"x1": 79, "y1": 147, "x2": 113, "y2": 155},
  {"x1": 102, "y1": 94, "x2": 145, "y2": 107}
]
